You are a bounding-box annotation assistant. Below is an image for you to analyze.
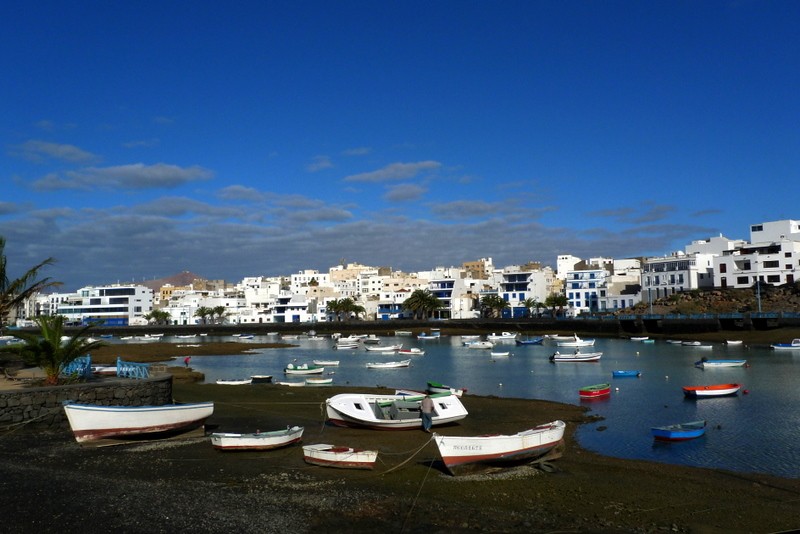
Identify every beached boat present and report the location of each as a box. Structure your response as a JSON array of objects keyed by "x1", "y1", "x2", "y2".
[
  {"x1": 275, "y1": 380, "x2": 306, "y2": 387},
  {"x1": 515, "y1": 337, "x2": 543, "y2": 345},
  {"x1": 651, "y1": 420, "x2": 707, "y2": 441},
  {"x1": 612, "y1": 370, "x2": 641, "y2": 378},
  {"x1": 398, "y1": 347, "x2": 425, "y2": 356},
  {"x1": 556, "y1": 335, "x2": 595, "y2": 348},
  {"x1": 549, "y1": 350, "x2": 602, "y2": 362},
  {"x1": 312, "y1": 359, "x2": 340, "y2": 366},
  {"x1": 305, "y1": 377, "x2": 333, "y2": 386},
  {"x1": 302, "y1": 444, "x2": 378, "y2": 470},
  {"x1": 579, "y1": 383, "x2": 611, "y2": 399},
  {"x1": 682, "y1": 383, "x2": 741, "y2": 398},
  {"x1": 487, "y1": 332, "x2": 518, "y2": 341},
  {"x1": 216, "y1": 378, "x2": 252, "y2": 386},
  {"x1": 62, "y1": 401, "x2": 214, "y2": 443},
  {"x1": 325, "y1": 392, "x2": 468, "y2": 430},
  {"x1": 284, "y1": 363, "x2": 325, "y2": 375},
  {"x1": 364, "y1": 344, "x2": 402, "y2": 352},
  {"x1": 433, "y1": 420, "x2": 565, "y2": 476},
  {"x1": 249, "y1": 375, "x2": 273, "y2": 384},
  {"x1": 365, "y1": 359, "x2": 411, "y2": 369},
  {"x1": 210, "y1": 426, "x2": 304, "y2": 451},
  {"x1": 770, "y1": 338, "x2": 800, "y2": 350},
  {"x1": 426, "y1": 380, "x2": 466, "y2": 397},
  {"x1": 695, "y1": 358, "x2": 747, "y2": 369}
]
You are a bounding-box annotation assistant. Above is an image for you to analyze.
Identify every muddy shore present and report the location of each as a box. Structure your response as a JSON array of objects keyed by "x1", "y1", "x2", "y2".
[{"x1": 2, "y1": 336, "x2": 800, "y2": 532}]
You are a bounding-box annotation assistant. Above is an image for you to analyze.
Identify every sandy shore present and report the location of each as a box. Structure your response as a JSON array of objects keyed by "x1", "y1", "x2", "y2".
[{"x1": 2, "y1": 379, "x2": 799, "y2": 533}]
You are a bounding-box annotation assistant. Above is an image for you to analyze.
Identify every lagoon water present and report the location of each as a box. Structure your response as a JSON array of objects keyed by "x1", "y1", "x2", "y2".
[{"x1": 147, "y1": 334, "x2": 799, "y2": 479}]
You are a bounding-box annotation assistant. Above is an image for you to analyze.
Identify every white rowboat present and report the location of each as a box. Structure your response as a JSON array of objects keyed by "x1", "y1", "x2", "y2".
[{"x1": 210, "y1": 426, "x2": 304, "y2": 451}]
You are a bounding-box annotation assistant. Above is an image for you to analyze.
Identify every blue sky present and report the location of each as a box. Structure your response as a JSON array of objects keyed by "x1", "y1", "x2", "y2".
[{"x1": 2, "y1": 1, "x2": 799, "y2": 291}]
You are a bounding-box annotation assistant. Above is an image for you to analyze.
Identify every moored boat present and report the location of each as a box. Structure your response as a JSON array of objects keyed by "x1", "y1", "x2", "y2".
[
  {"x1": 210, "y1": 426, "x2": 304, "y2": 451},
  {"x1": 651, "y1": 420, "x2": 707, "y2": 441},
  {"x1": 770, "y1": 338, "x2": 800, "y2": 350},
  {"x1": 515, "y1": 336, "x2": 543, "y2": 345},
  {"x1": 486, "y1": 332, "x2": 518, "y2": 341},
  {"x1": 312, "y1": 359, "x2": 340, "y2": 366},
  {"x1": 612, "y1": 370, "x2": 641, "y2": 378},
  {"x1": 305, "y1": 377, "x2": 333, "y2": 386},
  {"x1": 550, "y1": 350, "x2": 602, "y2": 362},
  {"x1": 465, "y1": 341, "x2": 494, "y2": 349},
  {"x1": 62, "y1": 401, "x2": 214, "y2": 443},
  {"x1": 302, "y1": 444, "x2": 378, "y2": 470},
  {"x1": 433, "y1": 420, "x2": 565, "y2": 476},
  {"x1": 325, "y1": 392, "x2": 468, "y2": 430},
  {"x1": 579, "y1": 383, "x2": 611, "y2": 399},
  {"x1": 556, "y1": 334, "x2": 595, "y2": 347},
  {"x1": 398, "y1": 347, "x2": 425, "y2": 356},
  {"x1": 365, "y1": 359, "x2": 411, "y2": 369},
  {"x1": 490, "y1": 351, "x2": 510, "y2": 357},
  {"x1": 695, "y1": 358, "x2": 747, "y2": 369},
  {"x1": 364, "y1": 344, "x2": 402, "y2": 352},
  {"x1": 215, "y1": 378, "x2": 252, "y2": 386},
  {"x1": 284, "y1": 363, "x2": 325, "y2": 375},
  {"x1": 250, "y1": 375, "x2": 273, "y2": 384},
  {"x1": 682, "y1": 383, "x2": 741, "y2": 398}
]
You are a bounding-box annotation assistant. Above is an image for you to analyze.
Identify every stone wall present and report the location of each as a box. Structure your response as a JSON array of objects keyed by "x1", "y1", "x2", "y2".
[{"x1": 0, "y1": 375, "x2": 173, "y2": 433}]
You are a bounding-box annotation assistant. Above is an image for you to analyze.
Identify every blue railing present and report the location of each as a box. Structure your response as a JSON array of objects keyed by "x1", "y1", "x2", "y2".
[
  {"x1": 62, "y1": 355, "x2": 92, "y2": 378},
  {"x1": 116, "y1": 357, "x2": 150, "y2": 379}
]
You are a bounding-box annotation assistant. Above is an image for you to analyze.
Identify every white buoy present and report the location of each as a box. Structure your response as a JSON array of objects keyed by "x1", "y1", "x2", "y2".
[
  {"x1": 615, "y1": 387, "x2": 619, "y2": 391},
  {"x1": 499, "y1": 383, "x2": 503, "y2": 387}
]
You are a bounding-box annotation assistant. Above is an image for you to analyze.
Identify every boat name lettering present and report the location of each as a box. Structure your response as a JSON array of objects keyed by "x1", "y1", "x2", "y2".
[{"x1": 452, "y1": 445, "x2": 482, "y2": 451}]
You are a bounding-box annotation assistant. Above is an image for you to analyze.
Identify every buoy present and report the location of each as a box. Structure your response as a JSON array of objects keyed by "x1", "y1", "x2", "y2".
[
  {"x1": 665, "y1": 375, "x2": 669, "y2": 380},
  {"x1": 636, "y1": 351, "x2": 639, "y2": 355},
  {"x1": 498, "y1": 383, "x2": 503, "y2": 387},
  {"x1": 615, "y1": 387, "x2": 619, "y2": 391},
  {"x1": 743, "y1": 389, "x2": 749, "y2": 394}
]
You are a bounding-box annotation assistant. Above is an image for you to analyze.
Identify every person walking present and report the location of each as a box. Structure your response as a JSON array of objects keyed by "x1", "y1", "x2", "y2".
[
  {"x1": 184, "y1": 356, "x2": 191, "y2": 367},
  {"x1": 420, "y1": 395, "x2": 435, "y2": 433}
]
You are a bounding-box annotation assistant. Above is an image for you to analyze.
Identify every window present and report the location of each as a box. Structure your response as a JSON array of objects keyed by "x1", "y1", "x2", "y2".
[
  {"x1": 767, "y1": 275, "x2": 781, "y2": 283},
  {"x1": 764, "y1": 260, "x2": 779, "y2": 268},
  {"x1": 751, "y1": 224, "x2": 763, "y2": 232},
  {"x1": 719, "y1": 264, "x2": 727, "y2": 273},
  {"x1": 737, "y1": 276, "x2": 749, "y2": 284}
]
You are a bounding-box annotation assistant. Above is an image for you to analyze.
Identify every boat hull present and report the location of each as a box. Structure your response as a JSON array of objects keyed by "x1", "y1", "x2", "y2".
[
  {"x1": 579, "y1": 383, "x2": 611, "y2": 399},
  {"x1": 550, "y1": 351, "x2": 602, "y2": 362},
  {"x1": 682, "y1": 383, "x2": 741, "y2": 398},
  {"x1": 695, "y1": 359, "x2": 747, "y2": 368},
  {"x1": 325, "y1": 392, "x2": 468, "y2": 430},
  {"x1": 433, "y1": 420, "x2": 565, "y2": 475},
  {"x1": 210, "y1": 426, "x2": 304, "y2": 451},
  {"x1": 651, "y1": 420, "x2": 706, "y2": 441},
  {"x1": 612, "y1": 370, "x2": 641, "y2": 378},
  {"x1": 302, "y1": 444, "x2": 378, "y2": 469},
  {"x1": 63, "y1": 401, "x2": 214, "y2": 443}
]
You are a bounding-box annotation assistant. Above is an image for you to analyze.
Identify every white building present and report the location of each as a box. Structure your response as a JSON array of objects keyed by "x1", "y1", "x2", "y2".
[
  {"x1": 496, "y1": 264, "x2": 555, "y2": 318},
  {"x1": 55, "y1": 284, "x2": 153, "y2": 326}
]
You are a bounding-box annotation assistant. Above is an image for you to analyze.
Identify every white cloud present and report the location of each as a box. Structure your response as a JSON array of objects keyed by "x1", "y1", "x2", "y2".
[
  {"x1": 343, "y1": 161, "x2": 441, "y2": 183},
  {"x1": 384, "y1": 183, "x2": 427, "y2": 202},
  {"x1": 31, "y1": 163, "x2": 213, "y2": 191},
  {"x1": 342, "y1": 147, "x2": 371, "y2": 156},
  {"x1": 11, "y1": 140, "x2": 98, "y2": 163},
  {"x1": 306, "y1": 155, "x2": 333, "y2": 172}
]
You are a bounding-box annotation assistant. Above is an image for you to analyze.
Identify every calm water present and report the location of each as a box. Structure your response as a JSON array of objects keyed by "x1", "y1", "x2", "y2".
[{"x1": 133, "y1": 334, "x2": 800, "y2": 479}]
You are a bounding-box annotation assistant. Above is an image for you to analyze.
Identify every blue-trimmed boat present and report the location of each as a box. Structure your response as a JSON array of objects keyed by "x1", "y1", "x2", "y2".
[
  {"x1": 515, "y1": 337, "x2": 544, "y2": 345},
  {"x1": 612, "y1": 370, "x2": 641, "y2": 378},
  {"x1": 651, "y1": 420, "x2": 706, "y2": 442}
]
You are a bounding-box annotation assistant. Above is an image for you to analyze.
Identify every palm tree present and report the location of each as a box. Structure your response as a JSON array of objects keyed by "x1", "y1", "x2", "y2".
[
  {"x1": 0, "y1": 236, "x2": 62, "y2": 334},
  {"x1": 212, "y1": 305, "x2": 228, "y2": 324},
  {"x1": 521, "y1": 297, "x2": 539, "y2": 318},
  {"x1": 402, "y1": 289, "x2": 442, "y2": 320},
  {"x1": 9, "y1": 315, "x2": 105, "y2": 385},
  {"x1": 194, "y1": 306, "x2": 213, "y2": 324},
  {"x1": 144, "y1": 309, "x2": 171, "y2": 325},
  {"x1": 326, "y1": 298, "x2": 343, "y2": 321},
  {"x1": 480, "y1": 294, "x2": 509, "y2": 318},
  {"x1": 545, "y1": 294, "x2": 569, "y2": 317}
]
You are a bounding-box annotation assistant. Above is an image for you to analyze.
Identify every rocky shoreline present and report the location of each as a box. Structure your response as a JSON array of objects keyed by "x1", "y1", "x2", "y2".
[{"x1": 2, "y1": 380, "x2": 799, "y2": 533}]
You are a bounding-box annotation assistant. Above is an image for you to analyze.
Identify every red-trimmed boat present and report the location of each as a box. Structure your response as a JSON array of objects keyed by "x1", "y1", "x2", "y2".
[
  {"x1": 682, "y1": 383, "x2": 741, "y2": 398},
  {"x1": 302, "y1": 444, "x2": 378, "y2": 470},
  {"x1": 579, "y1": 383, "x2": 611, "y2": 400}
]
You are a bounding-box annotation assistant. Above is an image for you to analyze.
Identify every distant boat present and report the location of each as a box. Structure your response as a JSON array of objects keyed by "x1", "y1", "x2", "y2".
[
  {"x1": 398, "y1": 347, "x2": 425, "y2": 356},
  {"x1": 487, "y1": 332, "x2": 517, "y2": 341},
  {"x1": 312, "y1": 359, "x2": 340, "y2": 366},
  {"x1": 433, "y1": 421, "x2": 565, "y2": 476},
  {"x1": 465, "y1": 341, "x2": 494, "y2": 349},
  {"x1": 216, "y1": 378, "x2": 252, "y2": 386},
  {"x1": 365, "y1": 359, "x2": 411, "y2": 369},
  {"x1": 284, "y1": 363, "x2": 325, "y2": 375},
  {"x1": 579, "y1": 383, "x2": 611, "y2": 400},
  {"x1": 394, "y1": 330, "x2": 413, "y2": 336},
  {"x1": 770, "y1": 338, "x2": 800, "y2": 350},
  {"x1": 249, "y1": 375, "x2": 273, "y2": 384},
  {"x1": 556, "y1": 334, "x2": 595, "y2": 348},
  {"x1": 210, "y1": 426, "x2": 304, "y2": 451},
  {"x1": 515, "y1": 337, "x2": 543, "y2": 345},
  {"x1": 305, "y1": 377, "x2": 333, "y2": 386},
  {"x1": 417, "y1": 332, "x2": 441, "y2": 340},
  {"x1": 630, "y1": 336, "x2": 649, "y2": 341},
  {"x1": 302, "y1": 444, "x2": 378, "y2": 470},
  {"x1": 682, "y1": 383, "x2": 741, "y2": 398},
  {"x1": 695, "y1": 358, "x2": 747, "y2": 369},
  {"x1": 364, "y1": 344, "x2": 402, "y2": 352},
  {"x1": 651, "y1": 420, "x2": 707, "y2": 442},
  {"x1": 550, "y1": 350, "x2": 602, "y2": 363},
  {"x1": 726, "y1": 340, "x2": 744, "y2": 346},
  {"x1": 490, "y1": 351, "x2": 510, "y2": 357},
  {"x1": 612, "y1": 370, "x2": 641, "y2": 378}
]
